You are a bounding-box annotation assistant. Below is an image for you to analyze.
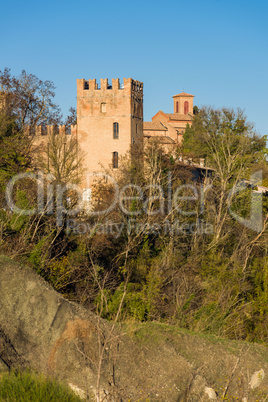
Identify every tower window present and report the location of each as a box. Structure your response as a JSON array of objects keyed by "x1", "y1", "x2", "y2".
[
  {"x1": 101, "y1": 102, "x2": 106, "y2": 113},
  {"x1": 184, "y1": 101, "x2": 189, "y2": 114},
  {"x1": 113, "y1": 122, "x2": 119, "y2": 139},
  {"x1": 112, "y1": 152, "x2": 118, "y2": 168},
  {"x1": 176, "y1": 101, "x2": 179, "y2": 113}
]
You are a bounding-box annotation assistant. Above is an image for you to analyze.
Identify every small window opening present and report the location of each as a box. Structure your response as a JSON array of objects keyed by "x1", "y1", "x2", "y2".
[
  {"x1": 101, "y1": 102, "x2": 106, "y2": 113},
  {"x1": 53, "y1": 125, "x2": 59, "y2": 135},
  {"x1": 176, "y1": 101, "x2": 179, "y2": 113},
  {"x1": 113, "y1": 152, "x2": 118, "y2": 168},
  {"x1": 113, "y1": 122, "x2": 119, "y2": 139},
  {"x1": 41, "y1": 125, "x2": 47, "y2": 136}
]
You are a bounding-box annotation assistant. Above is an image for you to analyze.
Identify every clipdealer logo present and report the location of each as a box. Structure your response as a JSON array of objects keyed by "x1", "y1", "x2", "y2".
[
  {"x1": 228, "y1": 171, "x2": 263, "y2": 233},
  {"x1": 5, "y1": 170, "x2": 264, "y2": 234}
]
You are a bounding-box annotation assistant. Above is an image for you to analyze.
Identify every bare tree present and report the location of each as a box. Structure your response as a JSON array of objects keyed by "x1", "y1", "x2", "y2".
[{"x1": 36, "y1": 129, "x2": 83, "y2": 185}]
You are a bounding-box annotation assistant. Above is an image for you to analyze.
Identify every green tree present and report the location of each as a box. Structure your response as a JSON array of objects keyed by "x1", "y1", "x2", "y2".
[
  {"x1": 0, "y1": 68, "x2": 62, "y2": 130},
  {"x1": 183, "y1": 107, "x2": 268, "y2": 244},
  {"x1": 0, "y1": 68, "x2": 62, "y2": 195}
]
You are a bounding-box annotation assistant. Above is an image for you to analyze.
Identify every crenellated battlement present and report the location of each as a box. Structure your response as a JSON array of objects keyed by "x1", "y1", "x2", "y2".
[
  {"x1": 77, "y1": 78, "x2": 143, "y2": 94},
  {"x1": 25, "y1": 124, "x2": 77, "y2": 137}
]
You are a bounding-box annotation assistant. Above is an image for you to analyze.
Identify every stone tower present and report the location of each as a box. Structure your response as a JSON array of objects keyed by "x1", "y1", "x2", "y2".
[{"x1": 77, "y1": 78, "x2": 143, "y2": 179}]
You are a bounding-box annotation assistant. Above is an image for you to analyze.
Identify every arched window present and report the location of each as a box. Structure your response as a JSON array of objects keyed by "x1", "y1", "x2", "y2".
[
  {"x1": 113, "y1": 122, "x2": 119, "y2": 139},
  {"x1": 112, "y1": 152, "x2": 118, "y2": 168},
  {"x1": 184, "y1": 101, "x2": 189, "y2": 114},
  {"x1": 101, "y1": 102, "x2": 106, "y2": 113},
  {"x1": 176, "y1": 101, "x2": 179, "y2": 113}
]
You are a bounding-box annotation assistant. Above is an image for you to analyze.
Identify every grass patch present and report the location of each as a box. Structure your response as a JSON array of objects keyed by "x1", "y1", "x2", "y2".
[
  {"x1": 125, "y1": 321, "x2": 252, "y2": 355},
  {"x1": 0, "y1": 370, "x2": 83, "y2": 401}
]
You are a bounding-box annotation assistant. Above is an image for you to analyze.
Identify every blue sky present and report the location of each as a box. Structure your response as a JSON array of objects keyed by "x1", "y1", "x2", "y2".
[{"x1": 1, "y1": 0, "x2": 268, "y2": 136}]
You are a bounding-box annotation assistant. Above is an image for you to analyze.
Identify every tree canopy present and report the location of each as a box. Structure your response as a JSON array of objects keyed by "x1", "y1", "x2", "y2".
[
  {"x1": 183, "y1": 107, "x2": 267, "y2": 182},
  {"x1": 0, "y1": 68, "x2": 78, "y2": 192},
  {"x1": 0, "y1": 68, "x2": 62, "y2": 131}
]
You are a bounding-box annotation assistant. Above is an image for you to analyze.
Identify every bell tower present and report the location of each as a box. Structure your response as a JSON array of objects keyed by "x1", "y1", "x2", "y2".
[{"x1": 173, "y1": 92, "x2": 194, "y2": 115}]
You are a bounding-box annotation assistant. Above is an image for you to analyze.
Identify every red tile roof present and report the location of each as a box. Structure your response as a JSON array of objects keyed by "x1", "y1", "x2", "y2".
[
  {"x1": 172, "y1": 92, "x2": 194, "y2": 97},
  {"x1": 143, "y1": 122, "x2": 168, "y2": 130},
  {"x1": 165, "y1": 113, "x2": 193, "y2": 121},
  {"x1": 147, "y1": 136, "x2": 175, "y2": 144}
]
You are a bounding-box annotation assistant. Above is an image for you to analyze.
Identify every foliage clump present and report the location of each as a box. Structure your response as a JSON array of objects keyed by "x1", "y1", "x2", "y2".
[{"x1": 0, "y1": 370, "x2": 83, "y2": 401}]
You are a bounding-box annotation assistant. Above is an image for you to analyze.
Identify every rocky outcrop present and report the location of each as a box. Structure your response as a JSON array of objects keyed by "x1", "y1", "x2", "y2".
[{"x1": 0, "y1": 255, "x2": 268, "y2": 401}]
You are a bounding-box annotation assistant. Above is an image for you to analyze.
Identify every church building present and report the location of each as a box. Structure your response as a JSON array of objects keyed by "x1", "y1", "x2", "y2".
[{"x1": 143, "y1": 92, "x2": 194, "y2": 150}]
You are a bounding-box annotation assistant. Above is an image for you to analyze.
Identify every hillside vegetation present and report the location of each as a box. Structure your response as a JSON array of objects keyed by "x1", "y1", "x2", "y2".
[
  {"x1": 0, "y1": 255, "x2": 268, "y2": 401},
  {"x1": 1, "y1": 68, "x2": 268, "y2": 346}
]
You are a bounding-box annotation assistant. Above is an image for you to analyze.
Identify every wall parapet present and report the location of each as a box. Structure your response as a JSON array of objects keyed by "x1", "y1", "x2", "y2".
[{"x1": 24, "y1": 124, "x2": 77, "y2": 137}]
